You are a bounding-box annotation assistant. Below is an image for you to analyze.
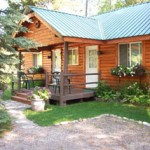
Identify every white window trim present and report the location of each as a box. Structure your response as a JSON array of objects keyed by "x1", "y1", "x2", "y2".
[
  {"x1": 68, "y1": 47, "x2": 79, "y2": 65},
  {"x1": 118, "y1": 42, "x2": 142, "y2": 66}
]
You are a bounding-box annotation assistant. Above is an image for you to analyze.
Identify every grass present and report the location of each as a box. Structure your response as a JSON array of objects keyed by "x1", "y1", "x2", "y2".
[
  {"x1": 24, "y1": 101, "x2": 150, "y2": 126},
  {"x1": 3, "y1": 88, "x2": 11, "y2": 100},
  {"x1": 0, "y1": 104, "x2": 11, "y2": 137}
]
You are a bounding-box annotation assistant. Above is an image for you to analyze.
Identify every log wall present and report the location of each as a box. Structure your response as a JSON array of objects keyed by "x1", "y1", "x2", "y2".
[{"x1": 22, "y1": 17, "x2": 63, "y2": 46}]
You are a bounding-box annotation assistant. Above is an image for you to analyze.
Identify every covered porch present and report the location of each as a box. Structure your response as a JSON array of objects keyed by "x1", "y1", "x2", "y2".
[{"x1": 12, "y1": 40, "x2": 101, "y2": 106}]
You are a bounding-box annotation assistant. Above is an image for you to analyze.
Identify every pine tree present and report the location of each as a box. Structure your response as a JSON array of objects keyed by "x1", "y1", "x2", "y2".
[{"x1": 0, "y1": 5, "x2": 36, "y2": 83}]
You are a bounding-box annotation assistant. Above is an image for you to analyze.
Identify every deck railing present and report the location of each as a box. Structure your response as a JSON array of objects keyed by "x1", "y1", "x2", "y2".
[{"x1": 45, "y1": 71, "x2": 101, "y2": 105}]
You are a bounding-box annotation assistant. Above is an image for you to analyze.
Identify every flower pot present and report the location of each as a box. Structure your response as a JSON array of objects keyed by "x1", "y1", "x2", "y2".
[{"x1": 31, "y1": 99, "x2": 45, "y2": 111}]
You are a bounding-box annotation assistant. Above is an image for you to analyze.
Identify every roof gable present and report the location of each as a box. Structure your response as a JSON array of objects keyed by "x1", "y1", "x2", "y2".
[
  {"x1": 25, "y1": 2, "x2": 150, "y2": 40},
  {"x1": 28, "y1": 6, "x2": 101, "y2": 40}
]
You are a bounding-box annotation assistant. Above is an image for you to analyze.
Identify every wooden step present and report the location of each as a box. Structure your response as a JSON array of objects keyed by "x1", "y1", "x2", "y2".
[
  {"x1": 11, "y1": 96, "x2": 31, "y2": 105},
  {"x1": 17, "y1": 92, "x2": 30, "y2": 98}
]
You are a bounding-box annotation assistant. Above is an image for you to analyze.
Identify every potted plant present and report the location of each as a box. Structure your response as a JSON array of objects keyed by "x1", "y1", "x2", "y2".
[{"x1": 28, "y1": 87, "x2": 51, "y2": 111}]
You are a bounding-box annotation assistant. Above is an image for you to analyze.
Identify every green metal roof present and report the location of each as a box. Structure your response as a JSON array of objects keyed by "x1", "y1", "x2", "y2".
[
  {"x1": 29, "y1": 6, "x2": 101, "y2": 40},
  {"x1": 92, "y1": 2, "x2": 150, "y2": 40},
  {"x1": 27, "y1": 2, "x2": 150, "y2": 40}
]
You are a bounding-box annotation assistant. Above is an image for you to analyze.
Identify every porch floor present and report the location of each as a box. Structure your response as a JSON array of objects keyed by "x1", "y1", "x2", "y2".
[{"x1": 11, "y1": 87, "x2": 95, "y2": 105}]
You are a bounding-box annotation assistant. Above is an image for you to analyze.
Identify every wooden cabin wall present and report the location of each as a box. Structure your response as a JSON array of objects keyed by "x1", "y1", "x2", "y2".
[
  {"x1": 42, "y1": 50, "x2": 51, "y2": 73},
  {"x1": 98, "y1": 40, "x2": 150, "y2": 88},
  {"x1": 22, "y1": 17, "x2": 63, "y2": 46},
  {"x1": 23, "y1": 52, "x2": 33, "y2": 73},
  {"x1": 61, "y1": 45, "x2": 85, "y2": 88}
]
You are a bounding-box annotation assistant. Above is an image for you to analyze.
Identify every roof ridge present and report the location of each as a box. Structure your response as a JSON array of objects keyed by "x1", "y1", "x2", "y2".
[
  {"x1": 29, "y1": 5, "x2": 96, "y2": 21},
  {"x1": 92, "y1": 2, "x2": 150, "y2": 18}
]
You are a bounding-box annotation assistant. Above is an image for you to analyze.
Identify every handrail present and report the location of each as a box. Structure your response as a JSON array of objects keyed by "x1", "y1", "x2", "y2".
[{"x1": 45, "y1": 71, "x2": 101, "y2": 89}]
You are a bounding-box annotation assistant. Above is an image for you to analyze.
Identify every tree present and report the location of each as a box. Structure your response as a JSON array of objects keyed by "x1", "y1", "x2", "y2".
[
  {"x1": 98, "y1": 0, "x2": 149, "y2": 14},
  {"x1": 0, "y1": 5, "x2": 36, "y2": 82}
]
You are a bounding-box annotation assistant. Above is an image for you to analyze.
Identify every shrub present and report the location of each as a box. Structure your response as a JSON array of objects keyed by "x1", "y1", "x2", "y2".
[
  {"x1": 95, "y1": 81, "x2": 120, "y2": 101},
  {"x1": 0, "y1": 104, "x2": 11, "y2": 136},
  {"x1": 95, "y1": 81, "x2": 150, "y2": 106}
]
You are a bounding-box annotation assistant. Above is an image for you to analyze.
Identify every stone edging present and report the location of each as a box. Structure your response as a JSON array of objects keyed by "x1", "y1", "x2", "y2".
[{"x1": 54, "y1": 114, "x2": 150, "y2": 127}]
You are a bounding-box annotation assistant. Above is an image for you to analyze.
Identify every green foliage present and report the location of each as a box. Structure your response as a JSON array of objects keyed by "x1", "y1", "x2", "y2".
[
  {"x1": 28, "y1": 87, "x2": 51, "y2": 101},
  {"x1": 119, "y1": 82, "x2": 150, "y2": 106},
  {"x1": 27, "y1": 66, "x2": 44, "y2": 74},
  {"x1": 95, "y1": 81, "x2": 122, "y2": 102},
  {"x1": 98, "y1": 0, "x2": 150, "y2": 14},
  {"x1": 111, "y1": 64, "x2": 145, "y2": 78},
  {"x1": 0, "y1": 3, "x2": 37, "y2": 83},
  {"x1": 24, "y1": 101, "x2": 150, "y2": 126},
  {"x1": 0, "y1": 81, "x2": 8, "y2": 91},
  {"x1": 95, "y1": 81, "x2": 150, "y2": 106},
  {"x1": 0, "y1": 104, "x2": 11, "y2": 136}
]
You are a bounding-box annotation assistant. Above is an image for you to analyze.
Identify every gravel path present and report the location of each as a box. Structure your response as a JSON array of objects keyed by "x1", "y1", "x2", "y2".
[{"x1": 0, "y1": 100, "x2": 150, "y2": 150}]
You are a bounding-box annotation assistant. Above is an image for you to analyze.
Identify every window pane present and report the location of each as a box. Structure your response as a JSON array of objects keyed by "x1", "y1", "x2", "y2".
[
  {"x1": 68, "y1": 48, "x2": 78, "y2": 65},
  {"x1": 131, "y1": 43, "x2": 141, "y2": 66},
  {"x1": 33, "y1": 54, "x2": 38, "y2": 67},
  {"x1": 68, "y1": 50, "x2": 72, "y2": 64},
  {"x1": 119, "y1": 44, "x2": 129, "y2": 66},
  {"x1": 37, "y1": 53, "x2": 42, "y2": 66},
  {"x1": 89, "y1": 50, "x2": 97, "y2": 68}
]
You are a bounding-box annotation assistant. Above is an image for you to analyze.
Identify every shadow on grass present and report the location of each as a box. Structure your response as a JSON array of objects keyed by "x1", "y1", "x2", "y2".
[{"x1": 24, "y1": 101, "x2": 150, "y2": 126}]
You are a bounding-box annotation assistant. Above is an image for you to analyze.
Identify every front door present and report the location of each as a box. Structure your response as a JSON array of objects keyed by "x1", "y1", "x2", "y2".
[
  {"x1": 52, "y1": 49, "x2": 61, "y2": 83},
  {"x1": 86, "y1": 46, "x2": 98, "y2": 88}
]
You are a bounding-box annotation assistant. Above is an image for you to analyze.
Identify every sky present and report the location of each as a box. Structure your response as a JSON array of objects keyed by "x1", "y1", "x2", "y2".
[
  {"x1": 0, "y1": 0, "x2": 8, "y2": 9},
  {"x1": 0, "y1": 0, "x2": 117, "y2": 16}
]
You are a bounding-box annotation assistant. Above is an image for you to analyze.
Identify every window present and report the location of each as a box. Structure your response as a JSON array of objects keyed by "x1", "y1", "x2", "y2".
[
  {"x1": 119, "y1": 42, "x2": 142, "y2": 66},
  {"x1": 68, "y1": 48, "x2": 78, "y2": 65},
  {"x1": 33, "y1": 53, "x2": 42, "y2": 67}
]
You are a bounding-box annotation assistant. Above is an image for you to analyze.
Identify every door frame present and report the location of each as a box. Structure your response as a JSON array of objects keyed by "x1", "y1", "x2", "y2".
[{"x1": 86, "y1": 45, "x2": 98, "y2": 88}]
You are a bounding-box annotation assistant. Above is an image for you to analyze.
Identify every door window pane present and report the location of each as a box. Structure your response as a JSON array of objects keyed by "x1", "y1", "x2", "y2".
[{"x1": 89, "y1": 50, "x2": 97, "y2": 68}]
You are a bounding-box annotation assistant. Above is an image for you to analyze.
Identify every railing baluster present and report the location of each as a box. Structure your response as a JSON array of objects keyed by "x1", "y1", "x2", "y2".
[{"x1": 11, "y1": 72, "x2": 15, "y2": 95}]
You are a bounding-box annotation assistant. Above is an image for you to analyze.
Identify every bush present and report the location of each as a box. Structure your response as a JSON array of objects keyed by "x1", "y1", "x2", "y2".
[
  {"x1": 95, "y1": 81, "x2": 150, "y2": 106},
  {"x1": 95, "y1": 81, "x2": 120, "y2": 101},
  {"x1": 0, "y1": 104, "x2": 11, "y2": 136}
]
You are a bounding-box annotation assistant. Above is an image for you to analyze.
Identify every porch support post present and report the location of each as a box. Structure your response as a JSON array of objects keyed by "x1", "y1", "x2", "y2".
[
  {"x1": 64, "y1": 42, "x2": 68, "y2": 73},
  {"x1": 17, "y1": 51, "x2": 21, "y2": 91}
]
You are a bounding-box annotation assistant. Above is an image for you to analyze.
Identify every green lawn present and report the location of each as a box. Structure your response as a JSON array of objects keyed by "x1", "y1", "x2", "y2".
[{"x1": 24, "y1": 101, "x2": 150, "y2": 126}]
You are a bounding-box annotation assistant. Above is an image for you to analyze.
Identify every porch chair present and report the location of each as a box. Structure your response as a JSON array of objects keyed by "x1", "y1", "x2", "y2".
[
  {"x1": 50, "y1": 71, "x2": 71, "y2": 94},
  {"x1": 19, "y1": 72, "x2": 34, "y2": 89}
]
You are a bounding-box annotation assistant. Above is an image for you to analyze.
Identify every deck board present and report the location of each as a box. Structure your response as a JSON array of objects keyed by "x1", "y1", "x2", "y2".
[{"x1": 15, "y1": 87, "x2": 95, "y2": 105}]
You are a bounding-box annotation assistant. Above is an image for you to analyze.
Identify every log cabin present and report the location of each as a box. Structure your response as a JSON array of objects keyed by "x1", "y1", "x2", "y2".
[{"x1": 12, "y1": 2, "x2": 150, "y2": 105}]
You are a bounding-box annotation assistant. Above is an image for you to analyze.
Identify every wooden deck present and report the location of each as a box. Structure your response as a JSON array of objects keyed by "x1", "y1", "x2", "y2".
[
  {"x1": 49, "y1": 87, "x2": 94, "y2": 102},
  {"x1": 11, "y1": 87, "x2": 95, "y2": 105}
]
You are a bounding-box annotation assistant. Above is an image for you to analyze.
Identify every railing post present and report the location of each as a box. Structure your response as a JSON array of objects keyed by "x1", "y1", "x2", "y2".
[
  {"x1": 45, "y1": 72, "x2": 49, "y2": 88},
  {"x1": 59, "y1": 71, "x2": 65, "y2": 106},
  {"x1": 11, "y1": 72, "x2": 15, "y2": 95},
  {"x1": 17, "y1": 51, "x2": 21, "y2": 91},
  {"x1": 98, "y1": 71, "x2": 101, "y2": 81}
]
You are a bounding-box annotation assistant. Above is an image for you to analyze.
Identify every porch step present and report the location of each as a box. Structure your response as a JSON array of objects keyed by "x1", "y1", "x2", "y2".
[
  {"x1": 11, "y1": 96, "x2": 31, "y2": 105},
  {"x1": 17, "y1": 92, "x2": 30, "y2": 98}
]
